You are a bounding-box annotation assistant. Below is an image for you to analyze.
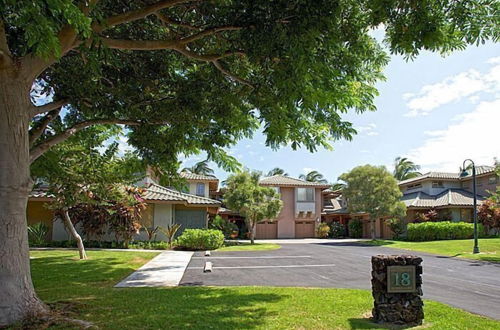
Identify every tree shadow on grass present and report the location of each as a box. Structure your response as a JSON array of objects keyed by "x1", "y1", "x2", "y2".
[{"x1": 30, "y1": 252, "x2": 284, "y2": 329}]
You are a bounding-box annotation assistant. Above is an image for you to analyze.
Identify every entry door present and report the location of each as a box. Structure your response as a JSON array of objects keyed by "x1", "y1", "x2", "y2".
[
  {"x1": 174, "y1": 209, "x2": 206, "y2": 236},
  {"x1": 295, "y1": 221, "x2": 315, "y2": 238}
]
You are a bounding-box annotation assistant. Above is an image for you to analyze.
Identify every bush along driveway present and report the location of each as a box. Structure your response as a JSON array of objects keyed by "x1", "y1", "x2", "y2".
[{"x1": 363, "y1": 238, "x2": 500, "y2": 263}]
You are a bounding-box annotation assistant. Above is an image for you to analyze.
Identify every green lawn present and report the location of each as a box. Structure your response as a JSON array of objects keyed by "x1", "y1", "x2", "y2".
[
  {"x1": 218, "y1": 242, "x2": 281, "y2": 252},
  {"x1": 25, "y1": 250, "x2": 500, "y2": 329},
  {"x1": 363, "y1": 238, "x2": 500, "y2": 263}
]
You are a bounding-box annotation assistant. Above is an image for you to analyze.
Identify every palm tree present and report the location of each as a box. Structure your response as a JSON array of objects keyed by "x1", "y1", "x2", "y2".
[
  {"x1": 267, "y1": 167, "x2": 288, "y2": 177},
  {"x1": 330, "y1": 182, "x2": 345, "y2": 191},
  {"x1": 182, "y1": 160, "x2": 214, "y2": 175},
  {"x1": 299, "y1": 170, "x2": 328, "y2": 183},
  {"x1": 393, "y1": 157, "x2": 422, "y2": 181}
]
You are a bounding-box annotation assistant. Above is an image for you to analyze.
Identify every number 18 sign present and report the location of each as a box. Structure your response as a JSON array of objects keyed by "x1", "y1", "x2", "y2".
[{"x1": 387, "y1": 265, "x2": 416, "y2": 293}]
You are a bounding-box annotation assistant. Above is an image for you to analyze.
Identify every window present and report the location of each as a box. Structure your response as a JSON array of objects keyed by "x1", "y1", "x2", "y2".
[
  {"x1": 297, "y1": 188, "x2": 314, "y2": 202},
  {"x1": 432, "y1": 181, "x2": 443, "y2": 188},
  {"x1": 196, "y1": 183, "x2": 205, "y2": 196},
  {"x1": 489, "y1": 176, "x2": 498, "y2": 185},
  {"x1": 271, "y1": 186, "x2": 280, "y2": 194}
]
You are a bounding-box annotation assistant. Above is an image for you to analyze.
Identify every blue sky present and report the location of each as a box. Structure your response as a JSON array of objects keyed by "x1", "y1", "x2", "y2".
[{"x1": 177, "y1": 39, "x2": 500, "y2": 183}]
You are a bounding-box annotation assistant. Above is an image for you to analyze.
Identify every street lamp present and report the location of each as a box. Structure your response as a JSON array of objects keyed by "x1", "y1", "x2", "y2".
[{"x1": 460, "y1": 159, "x2": 479, "y2": 254}]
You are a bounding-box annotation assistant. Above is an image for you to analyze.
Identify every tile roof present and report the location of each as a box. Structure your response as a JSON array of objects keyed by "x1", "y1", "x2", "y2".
[
  {"x1": 179, "y1": 172, "x2": 218, "y2": 181},
  {"x1": 260, "y1": 175, "x2": 331, "y2": 188},
  {"x1": 143, "y1": 183, "x2": 221, "y2": 206},
  {"x1": 401, "y1": 189, "x2": 485, "y2": 208},
  {"x1": 398, "y1": 165, "x2": 496, "y2": 185}
]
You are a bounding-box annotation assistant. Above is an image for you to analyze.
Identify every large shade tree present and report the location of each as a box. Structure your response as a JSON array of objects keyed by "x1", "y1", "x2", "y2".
[
  {"x1": 0, "y1": 0, "x2": 498, "y2": 325},
  {"x1": 393, "y1": 157, "x2": 422, "y2": 181},
  {"x1": 339, "y1": 165, "x2": 406, "y2": 239}
]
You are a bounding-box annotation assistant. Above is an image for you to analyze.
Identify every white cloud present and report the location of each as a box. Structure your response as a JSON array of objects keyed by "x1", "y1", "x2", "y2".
[
  {"x1": 356, "y1": 123, "x2": 379, "y2": 136},
  {"x1": 406, "y1": 99, "x2": 500, "y2": 171},
  {"x1": 404, "y1": 58, "x2": 500, "y2": 117}
]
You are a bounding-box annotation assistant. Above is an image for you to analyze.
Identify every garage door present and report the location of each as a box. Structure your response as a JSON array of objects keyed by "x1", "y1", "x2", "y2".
[
  {"x1": 256, "y1": 221, "x2": 277, "y2": 239},
  {"x1": 175, "y1": 209, "x2": 206, "y2": 236},
  {"x1": 295, "y1": 221, "x2": 315, "y2": 238}
]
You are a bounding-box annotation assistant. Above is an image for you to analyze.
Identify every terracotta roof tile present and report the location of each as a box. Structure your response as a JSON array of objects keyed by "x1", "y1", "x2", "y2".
[
  {"x1": 143, "y1": 183, "x2": 221, "y2": 205},
  {"x1": 401, "y1": 189, "x2": 485, "y2": 208},
  {"x1": 260, "y1": 175, "x2": 330, "y2": 188},
  {"x1": 179, "y1": 172, "x2": 218, "y2": 181}
]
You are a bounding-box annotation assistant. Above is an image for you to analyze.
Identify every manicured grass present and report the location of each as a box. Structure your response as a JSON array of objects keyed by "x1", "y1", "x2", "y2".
[
  {"x1": 217, "y1": 242, "x2": 281, "y2": 251},
  {"x1": 364, "y1": 238, "x2": 500, "y2": 263},
  {"x1": 27, "y1": 250, "x2": 500, "y2": 329}
]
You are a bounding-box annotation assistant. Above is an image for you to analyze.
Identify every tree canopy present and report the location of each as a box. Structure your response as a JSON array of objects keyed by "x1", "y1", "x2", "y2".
[
  {"x1": 393, "y1": 157, "x2": 422, "y2": 181},
  {"x1": 223, "y1": 171, "x2": 282, "y2": 244},
  {"x1": 339, "y1": 165, "x2": 406, "y2": 239}
]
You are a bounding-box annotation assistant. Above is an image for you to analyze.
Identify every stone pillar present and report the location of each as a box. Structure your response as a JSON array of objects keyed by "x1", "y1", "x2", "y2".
[{"x1": 371, "y1": 255, "x2": 424, "y2": 325}]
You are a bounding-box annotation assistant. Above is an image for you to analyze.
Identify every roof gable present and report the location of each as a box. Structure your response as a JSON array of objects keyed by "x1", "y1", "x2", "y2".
[{"x1": 259, "y1": 175, "x2": 330, "y2": 188}]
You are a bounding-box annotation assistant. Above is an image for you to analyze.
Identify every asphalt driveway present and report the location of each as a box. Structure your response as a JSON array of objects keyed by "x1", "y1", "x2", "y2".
[{"x1": 180, "y1": 242, "x2": 500, "y2": 320}]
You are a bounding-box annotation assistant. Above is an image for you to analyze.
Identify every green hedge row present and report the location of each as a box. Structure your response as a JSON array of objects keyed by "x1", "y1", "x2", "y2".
[
  {"x1": 407, "y1": 221, "x2": 484, "y2": 241},
  {"x1": 175, "y1": 229, "x2": 225, "y2": 250}
]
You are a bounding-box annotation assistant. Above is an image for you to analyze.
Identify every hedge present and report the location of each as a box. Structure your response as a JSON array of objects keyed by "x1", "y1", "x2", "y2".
[
  {"x1": 175, "y1": 229, "x2": 225, "y2": 250},
  {"x1": 406, "y1": 221, "x2": 484, "y2": 241}
]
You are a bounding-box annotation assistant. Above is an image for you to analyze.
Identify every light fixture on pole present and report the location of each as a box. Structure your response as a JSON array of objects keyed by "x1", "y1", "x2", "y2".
[{"x1": 460, "y1": 159, "x2": 479, "y2": 254}]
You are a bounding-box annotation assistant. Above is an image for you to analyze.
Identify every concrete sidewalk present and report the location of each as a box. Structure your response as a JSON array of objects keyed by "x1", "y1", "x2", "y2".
[{"x1": 115, "y1": 250, "x2": 193, "y2": 287}]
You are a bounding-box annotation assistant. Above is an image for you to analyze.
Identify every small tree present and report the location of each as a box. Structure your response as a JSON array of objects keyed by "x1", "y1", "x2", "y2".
[
  {"x1": 478, "y1": 199, "x2": 500, "y2": 235},
  {"x1": 224, "y1": 171, "x2": 283, "y2": 244},
  {"x1": 31, "y1": 128, "x2": 144, "y2": 259},
  {"x1": 340, "y1": 165, "x2": 406, "y2": 240}
]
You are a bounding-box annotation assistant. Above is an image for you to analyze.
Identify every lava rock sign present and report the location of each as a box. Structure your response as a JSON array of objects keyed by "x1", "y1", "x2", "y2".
[{"x1": 371, "y1": 255, "x2": 424, "y2": 326}]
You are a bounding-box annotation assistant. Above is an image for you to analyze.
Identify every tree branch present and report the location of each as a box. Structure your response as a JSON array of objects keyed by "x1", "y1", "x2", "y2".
[
  {"x1": 154, "y1": 13, "x2": 199, "y2": 30},
  {"x1": 179, "y1": 26, "x2": 242, "y2": 44},
  {"x1": 29, "y1": 108, "x2": 62, "y2": 147},
  {"x1": 94, "y1": 0, "x2": 198, "y2": 33},
  {"x1": 175, "y1": 47, "x2": 244, "y2": 62},
  {"x1": 100, "y1": 37, "x2": 179, "y2": 50},
  {"x1": 29, "y1": 118, "x2": 169, "y2": 163},
  {"x1": 212, "y1": 60, "x2": 253, "y2": 88},
  {"x1": 31, "y1": 99, "x2": 69, "y2": 116}
]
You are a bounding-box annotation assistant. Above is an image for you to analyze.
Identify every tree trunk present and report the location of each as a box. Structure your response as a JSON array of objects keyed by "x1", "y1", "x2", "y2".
[
  {"x1": 250, "y1": 222, "x2": 255, "y2": 244},
  {"x1": 62, "y1": 209, "x2": 87, "y2": 260},
  {"x1": 370, "y1": 218, "x2": 376, "y2": 240},
  {"x1": 0, "y1": 70, "x2": 47, "y2": 326}
]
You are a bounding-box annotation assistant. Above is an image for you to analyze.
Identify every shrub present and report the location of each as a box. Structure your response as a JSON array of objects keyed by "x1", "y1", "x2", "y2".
[
  {"x1": 329, "y1": 222, "x2": 345, "y2": 238},
  {"x1": 316, "y1": 222, "x2": 330, "y2": 238},
  {"x1": 28, "y1": 222, "x2": 49, "y2": 246},
  {"x1": 128, "y1": 241, "x2": 169, "y2": 250},
  {"x1": 209, "y1": 215, "x2": 239, "y2": 238},
  {"x1": 348, "y1": 219, "x2": 363, "y2": 238},
  {"x1": 175, "y1": 229, "x2": 225, "y2": 250},
  {"x1": 385, "y1": 218, "x2": 406, "y2": 239},
  {"x1": 406, "y1": 221, "x2": 485, "y2": 241}
]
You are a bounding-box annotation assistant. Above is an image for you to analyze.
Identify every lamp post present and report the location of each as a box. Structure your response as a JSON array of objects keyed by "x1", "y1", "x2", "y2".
[{"x1": 460, "y1": 159, "x2": 479, "y2": 254}]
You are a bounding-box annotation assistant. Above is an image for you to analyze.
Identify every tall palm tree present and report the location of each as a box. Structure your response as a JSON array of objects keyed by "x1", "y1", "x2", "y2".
[
  {"x1": 182, "y1": 160, "x2": 214, "y2": 175},
  {"x1": 393, "y1": 157, "x2": 422, "y2": 181},
  {"x1": 299, "y1": 170, "x2": 328, "y2": 183},
  {"x1": 330, "y1": 182, "x2": 345, "y2": 191},
  {"x1": 267, "y1": 167, "x2": 289, "y2": 177}
]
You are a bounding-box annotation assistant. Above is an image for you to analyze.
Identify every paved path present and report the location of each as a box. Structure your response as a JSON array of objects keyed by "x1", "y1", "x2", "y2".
[
  {"x1": 115, "y1": 251, "x2": 193, "y2": 287},
  {"x1": 181, "y1": 242, "x2": 500, "y2": 320}
]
